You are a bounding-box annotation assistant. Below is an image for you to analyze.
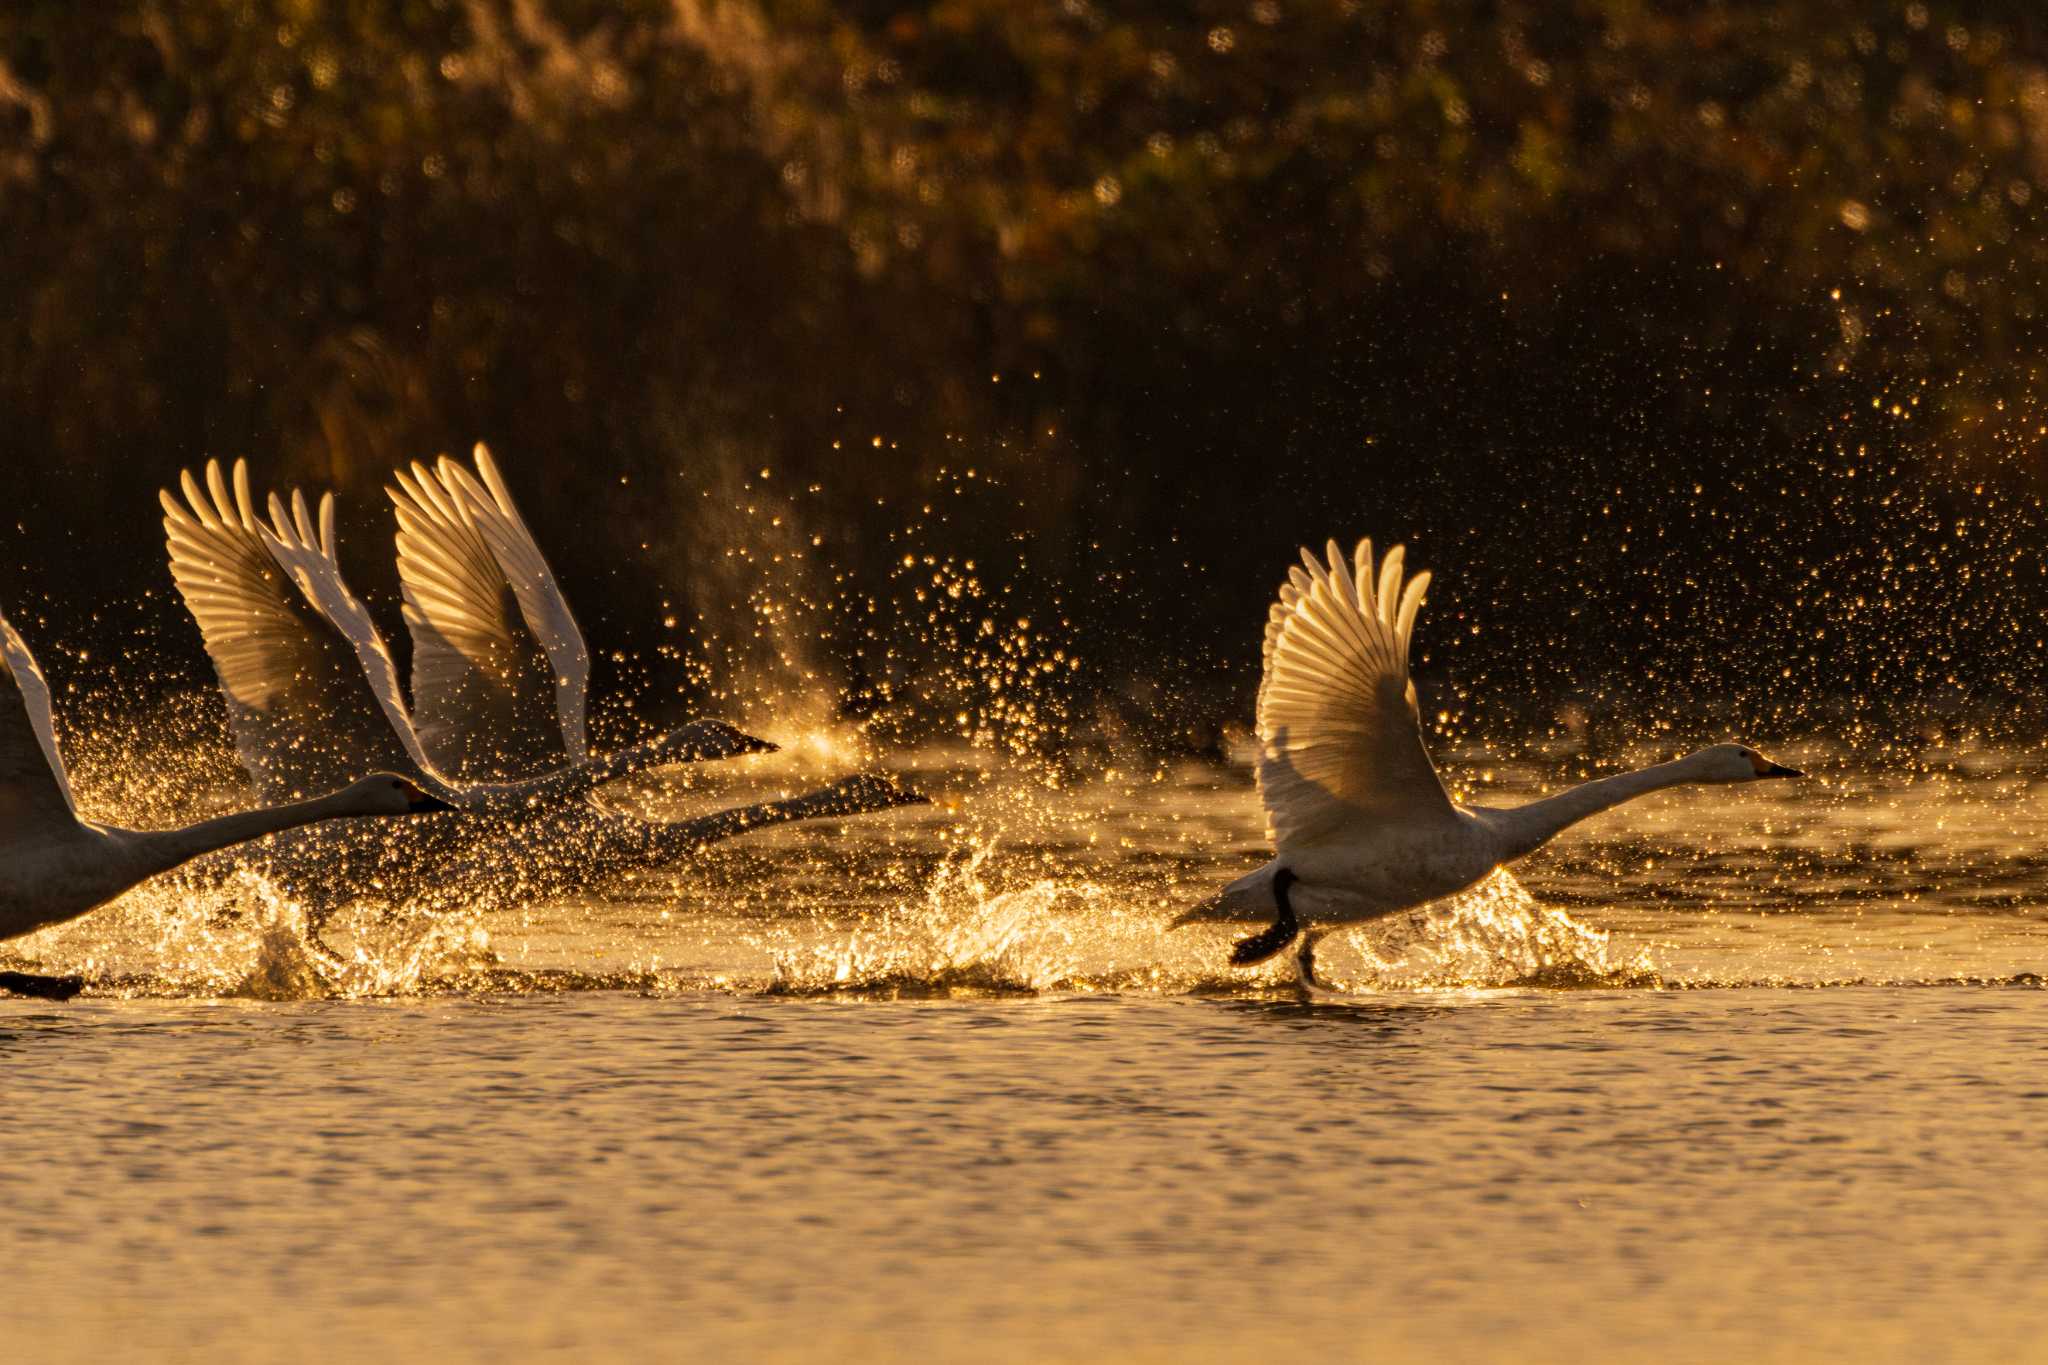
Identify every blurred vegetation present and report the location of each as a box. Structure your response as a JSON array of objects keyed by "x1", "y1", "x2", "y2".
[{"x1": 6, "y1": 1, "x2": 2048, "y2": 738}]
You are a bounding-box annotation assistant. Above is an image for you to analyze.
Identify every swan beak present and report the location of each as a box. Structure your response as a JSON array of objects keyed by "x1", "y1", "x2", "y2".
[
  {"x1": 1760, "y1": 762, "x2": 1803, "y2": 779},
  {"x1": 693, "y1": 721, "x2": 776, "y2": 758},
  {"x1": 405, "y1": 785, "x2": 458, "y2": 813}
]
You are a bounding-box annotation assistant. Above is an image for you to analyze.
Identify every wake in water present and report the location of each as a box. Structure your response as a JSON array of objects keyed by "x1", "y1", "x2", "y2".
[
  {"x1": 22, "y1": 683, "x2": 2040, "y2": 1004},
  {"x1": 5, "y1": 869, "x2": 503, "y2": 1001},
  {"x1": 13, "y1": 804, "x2": 2048, "y2": 1001},
  {"x1": 1339, "y1": 870, "x2": 1660, "y2": 991},
  {"x1": 762, "y1": 844, "x2": 1645, "y2": 998},
  {"x1": 766, "y1": 844, "x2": 1081, "y2": 996}
]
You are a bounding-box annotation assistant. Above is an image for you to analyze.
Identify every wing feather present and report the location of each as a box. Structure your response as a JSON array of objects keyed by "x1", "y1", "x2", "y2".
[
  {"x1": 1376, "y1": 545, "x2": 1405, "y2": 625},
  {"x1": 256, "y1": 489, "x2": 442, "y2": 785},
  {"x1": 162, "y1": 459, "x2": 410, "y2": 801},
  {"x1": 1255, "y1": 538, "x2": 1452, "y2": 847},
  {"x1": 0, "y1": 609, "x2": 79, "y2": 838},
  {"x1": 388, "y1": 452, "x2": 565, "y2": 779},
  {"x1": 441, "y1": 444, "x2": 590, "y2": 760}
]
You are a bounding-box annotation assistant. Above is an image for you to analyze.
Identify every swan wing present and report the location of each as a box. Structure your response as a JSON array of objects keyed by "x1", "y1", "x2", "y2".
[
  {"x1": 443, "y1": 445, "x2": 591, "y2": 761},
  {"x1": 162, "y1": 460, "x2": 410, "y2": 801},
  {"x1": 255, "y1": 489, "x2": 445, "y2": 785},
  {"x1": 0, "y1": 610, "x2": 79, "y2": 835},
  {"x1": 1256, "y1": 538, "x2": 1452, "y2": 847},
  {"x1": 388, "y1": 450, "x2": 571, "y2": 780}
]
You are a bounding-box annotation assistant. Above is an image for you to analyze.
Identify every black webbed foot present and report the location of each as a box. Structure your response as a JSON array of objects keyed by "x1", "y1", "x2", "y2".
[
  {"x1": 0, "y1": 970, "x2": 85, "y2": 1001},
  {"x1": 1228, "y1": 869, "x2": 1299, "y2": 967},
  {"x1": 1294, "y1": 931, "x2": 1327, "y2": 994}
]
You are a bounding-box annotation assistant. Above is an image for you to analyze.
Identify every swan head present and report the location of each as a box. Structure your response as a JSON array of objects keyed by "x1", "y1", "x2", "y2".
[
  {"x1": 344, "y1": 774, "x2": 458, "y2": 815},
  {"x1": 652, "y1": 719, "x2": 779, "y2": 763},
  {"x1": 1690, "y1": 743, "x2": 1803, "y2": 783}
]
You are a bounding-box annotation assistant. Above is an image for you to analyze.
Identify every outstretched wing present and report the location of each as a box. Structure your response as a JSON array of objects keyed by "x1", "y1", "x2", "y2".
[
  {"x1": 1256, "y1": 538, "x2": 1452, "y2": 848},
  {"x1": 387, "y1": 448, "x2": 574, "y2": 780},
  {"x1": 445, "y1": 445, "x2": 590, "y2": 760},
  {"x1": 256, "y1": 488, "x2": 443, "y2": 786},
  {"x1": 162, "y1": 460, "x2": 410, "y2": 801},
  {"x1": 0, "y1": 609, "x2": 80, "y2": 838}
]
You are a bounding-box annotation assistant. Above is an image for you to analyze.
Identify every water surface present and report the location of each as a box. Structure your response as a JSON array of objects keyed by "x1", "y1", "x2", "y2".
[{"x1": 6, "y1": 744, "x2": 2046, "y2": 1361}]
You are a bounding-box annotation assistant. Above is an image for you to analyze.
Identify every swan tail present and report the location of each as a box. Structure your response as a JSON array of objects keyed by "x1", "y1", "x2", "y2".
[{"x1": 1170, "y1": 862, "x2": 1280, "y2": 928}]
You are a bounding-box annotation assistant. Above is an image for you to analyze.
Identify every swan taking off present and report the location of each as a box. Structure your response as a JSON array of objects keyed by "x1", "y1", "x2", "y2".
[
  {"x1": 161, "y1": 455, "x2": 925, "y2": 904},
  {"x1": 0, "y1": 607, "x2": 450, "y2": 949},
  {"x1": 163, "y1": 459, "x2": 770, "y2": 812},
  {"x1": 1174, "y1": 539, "x2": 1802, "y2": 987}
]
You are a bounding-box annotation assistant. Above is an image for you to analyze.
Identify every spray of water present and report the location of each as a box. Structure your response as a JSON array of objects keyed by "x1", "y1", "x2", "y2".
[
  {"x1": 2, "y1": 455, "x2": 1670, "y2": 1003},
  {"x1": 766, "y1": 842, "x2": 1079, "y2": 996},
  {"x1": 1345, "y1": 869, "x2": 1659, "y2": 991}
]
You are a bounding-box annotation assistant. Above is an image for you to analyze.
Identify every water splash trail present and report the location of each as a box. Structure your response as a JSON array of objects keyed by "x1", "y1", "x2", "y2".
[
  {"x1": 766, "y1": 842, "x2": 1081, "y2": 996},
  {"x1": 762, "y1": 833, "x2": 1651, "y2": 998},
  {"x1": 8, "y1": 868, "x2": 503, "y2": 1001},
  {"x1": 1343, "y1": 869, "x2": 1660, "y2": 991}
]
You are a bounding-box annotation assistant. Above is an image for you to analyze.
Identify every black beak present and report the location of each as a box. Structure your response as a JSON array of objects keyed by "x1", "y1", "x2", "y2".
[
  {"x1": 686, "y1": 720, "x2": 778, "y2": 759},
  {"x1": 408, "y1": 787, "x2": 459, "y2": 813},
  {"x1": 875, "y1": 783, "x2": 932, "y2": 810},
  {"x1": 1762, "y1": 763, "x2": 1803, "y2": 779}
]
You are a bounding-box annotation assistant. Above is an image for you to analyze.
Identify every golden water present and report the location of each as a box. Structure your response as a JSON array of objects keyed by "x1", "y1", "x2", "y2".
[{"x1": 5, "y1": 743, "x2": 2047, "y2": 1361}]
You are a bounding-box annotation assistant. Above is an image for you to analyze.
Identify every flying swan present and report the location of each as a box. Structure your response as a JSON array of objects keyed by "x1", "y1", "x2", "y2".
[
  {"x1": 0, "y1": 606, "x2": 448, "y2": 971},
  {"x1": 378, "y1": 446, "x2": 927, "y2": 860},
  {"x1": 1174, "y1": 539, "x2": 1802, "y2": 988},
  {"x1": 162, "y1": 459, "x2": 771, "y2": 813},
  {"x1": 161, "y1": 453, "x2": 924, "y2": 893}
]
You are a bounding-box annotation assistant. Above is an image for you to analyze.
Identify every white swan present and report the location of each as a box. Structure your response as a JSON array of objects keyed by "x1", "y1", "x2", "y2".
[
  {"x1": 162, "y1": 460, "x2": 770, "y2": 812},
  {"x1": 380, "y1": 447, "x2": 931, "y2": 861},
  {"x1": 0, "y1": 606, "x2": 448, "y2": 946},
  {"x1": 386, "y1": 445, "x2": 610, "y2": 781},
  {"x1": 1174, "y1": 538, "x2": 1802, "y2": 987},
  {"x1": 162, "y1": 454, "x2": 925, "y2": 900}
]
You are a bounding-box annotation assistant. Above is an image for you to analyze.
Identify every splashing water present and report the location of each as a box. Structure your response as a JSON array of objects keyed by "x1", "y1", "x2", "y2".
[
  {"x1": 12, "y1": 867, "x2": 502, "y2": 1001},
  {"x1": 1341, "y1": 869, "x2": 1657, "y2": 991},
  {"x1": 646, "y1": 450, "x2": 1079, "y2": 768},
  {"x1": 767, "y1": 842, "x2": 1080, "y2": 996},
  {"x1": 253, "y1": 897, "x2": 499, "y2": 1000},
  {"x1": 760, "y1": 823, "x2": 1653, "y2": 998}
]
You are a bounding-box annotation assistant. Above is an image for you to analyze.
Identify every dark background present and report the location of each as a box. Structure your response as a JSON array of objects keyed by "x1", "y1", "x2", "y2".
[{"x1": 6, "y1": 2, "x2": 2048, "y2": 752}]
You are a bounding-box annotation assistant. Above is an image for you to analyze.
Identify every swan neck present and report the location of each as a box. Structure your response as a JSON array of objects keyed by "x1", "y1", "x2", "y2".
[
  {"x1": 656, "y1": 786, "x2": 883, "y2": 849},
  {"x1": 661, "y1": 794, "x2": 813, "y2": 847},
  {"x1": 593, "y1": 737, "x2": 667, "y2": 783},
  {"x1": 117, "y1": 786, "x2": 375, "y2": 872},
  {"x1": 1491, "y1": 758, "x2": 1700, "y2": 861},
  {"x1": 457, "y1": 762, "x2": 594, "y2": 812}
]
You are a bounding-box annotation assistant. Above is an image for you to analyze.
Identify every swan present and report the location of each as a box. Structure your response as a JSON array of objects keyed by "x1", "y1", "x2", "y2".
[
  {"x1": 381, "y1": 443, "x2": 680, "y2": 782},
  {"x1": 1173, "y1": 538, "x2": 1802, "y2": 988},
  {"x1": 161, "y1": 454, "x2": 926, "y2": 902},
  {"x1": 0, "y1": 605, "x2": 449, "y2": 950},
  {"x1": 380, "y1": 446, "x2": 932, "y2": 826},
  {"x1": 460, "y1": 772, "x2": 931, "y2": 897},
  {"x1": 162, "y1": 459, "x2": 772, "y2": 812}
]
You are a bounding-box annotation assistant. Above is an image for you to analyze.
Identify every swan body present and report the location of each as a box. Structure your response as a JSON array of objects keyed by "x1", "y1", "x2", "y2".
[
  {"x1": 0, "y1": 608, "x2": 447, "y2": 944},
  {"x1": 1175, "y1": 539, "x2": 1801, "y2": 985}
]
